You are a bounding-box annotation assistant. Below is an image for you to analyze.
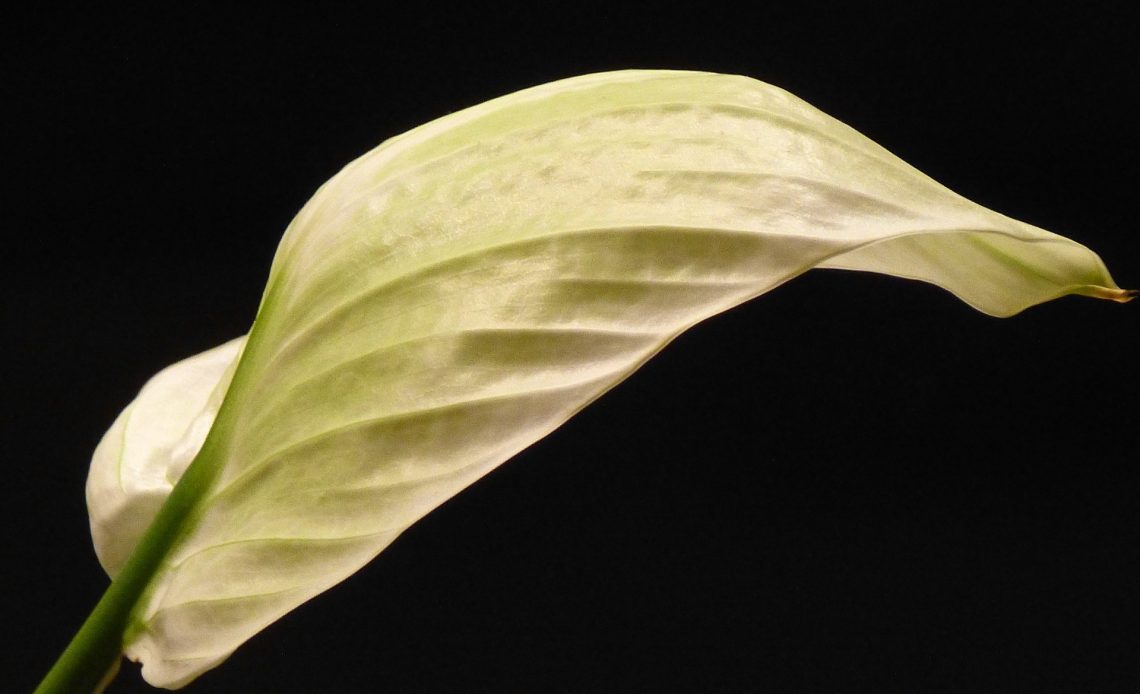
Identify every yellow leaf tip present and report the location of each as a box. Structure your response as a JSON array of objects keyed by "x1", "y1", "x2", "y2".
[{"x1": 1086, "y1": 286, "x2": 1138, "y2": 304}]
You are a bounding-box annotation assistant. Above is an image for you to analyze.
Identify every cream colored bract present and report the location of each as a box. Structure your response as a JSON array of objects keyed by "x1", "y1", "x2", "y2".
[{"x1": 86, "y1": 70, "x2": 1130, "y2": 688}]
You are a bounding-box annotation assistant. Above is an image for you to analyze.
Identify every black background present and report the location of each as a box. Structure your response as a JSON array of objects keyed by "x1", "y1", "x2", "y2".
[{"x1": 7, "y1": 4, "x2": 1139, "y2": 693}]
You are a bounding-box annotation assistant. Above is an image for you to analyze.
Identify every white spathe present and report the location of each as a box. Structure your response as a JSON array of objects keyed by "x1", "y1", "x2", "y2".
[{"x1": 86, "y1": 70, "x2": 1129, "y2": 688}]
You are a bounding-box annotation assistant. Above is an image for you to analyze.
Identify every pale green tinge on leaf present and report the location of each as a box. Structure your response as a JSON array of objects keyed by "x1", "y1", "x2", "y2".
[{"x1": 85, "y1": 70, "x2": 1130, "y2": 688}]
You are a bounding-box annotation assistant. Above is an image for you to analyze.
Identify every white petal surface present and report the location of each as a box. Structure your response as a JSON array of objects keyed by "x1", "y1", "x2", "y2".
[
  {"x1": 87, "y1": 337, "x2": 245, "y2": 577},
  {"x1": 85, "y1": 70, "x2": 1128, "y2": 688}
]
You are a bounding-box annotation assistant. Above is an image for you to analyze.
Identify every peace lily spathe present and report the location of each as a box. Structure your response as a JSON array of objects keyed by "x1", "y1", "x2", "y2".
[{"x1": 80, "y1": 70, "x2": 1130, "y2": 689}]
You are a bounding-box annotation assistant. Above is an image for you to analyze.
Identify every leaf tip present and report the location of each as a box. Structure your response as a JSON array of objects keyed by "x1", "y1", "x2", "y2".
[{"x1": 1089, "y1": 286, "x2": 1138, "y2": 304}]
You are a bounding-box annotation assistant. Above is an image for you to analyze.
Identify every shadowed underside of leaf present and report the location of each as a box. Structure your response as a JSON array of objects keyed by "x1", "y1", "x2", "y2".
[{"x1": 83, "y1": 70, "x2": 1130, "y2": 688}]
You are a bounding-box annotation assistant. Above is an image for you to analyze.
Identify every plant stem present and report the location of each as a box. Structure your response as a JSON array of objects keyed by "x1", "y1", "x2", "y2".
[
  {"x1": 36, "y1": 303, "x2": 273, "y2": 692},
  {"x1": 35, "y1": 435, "x2": 224, "y2": 693},
  {"x1": 34, "y1": 585, "x2": 125, "y2": 694}
]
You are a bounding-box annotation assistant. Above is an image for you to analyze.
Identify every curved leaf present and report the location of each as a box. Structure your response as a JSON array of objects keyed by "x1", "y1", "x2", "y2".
[{"x1": 86, "y1": 70, "x2": 1131, "y2": 688}]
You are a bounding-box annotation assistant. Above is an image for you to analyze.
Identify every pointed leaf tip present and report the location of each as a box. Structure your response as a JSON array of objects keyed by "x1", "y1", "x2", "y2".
[
  {"x1": 1082, "y1": 286, "x2": 1137, "y2": 303},
  {"x1": 1113, "y1": 288, "x2": 1137, "y2": 303}
]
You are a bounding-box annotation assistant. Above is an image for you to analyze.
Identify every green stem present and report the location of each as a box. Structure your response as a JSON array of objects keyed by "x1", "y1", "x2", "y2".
[
  {"x1": 35, "y1": 436, "x2": 224, "y2": 693},
  {"x1": 36, "y1": 292, "x2": 275, "y2": 693}
]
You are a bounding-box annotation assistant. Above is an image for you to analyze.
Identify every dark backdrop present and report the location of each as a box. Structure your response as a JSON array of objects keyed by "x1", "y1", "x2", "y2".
[{"x1": 7, "y1": 4, "x2": 1139, "y2": 693}]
